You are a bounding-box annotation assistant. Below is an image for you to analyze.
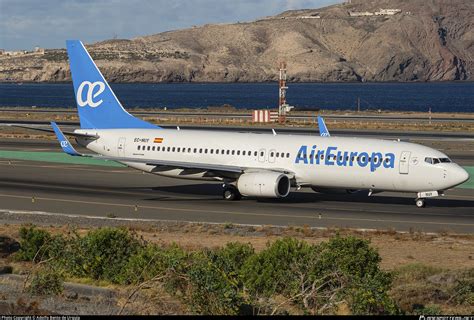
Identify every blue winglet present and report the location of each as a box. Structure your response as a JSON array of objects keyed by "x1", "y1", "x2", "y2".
[
  {"x1": 51, "y1": 122, "x2": 81, "y2": 156},
  {"x1": 317, "y1": 116, "x2": 330, "y2": 137}
]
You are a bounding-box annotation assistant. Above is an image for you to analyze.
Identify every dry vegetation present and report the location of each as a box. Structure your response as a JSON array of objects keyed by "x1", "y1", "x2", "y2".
[{"x1": 1, "y1": 222, "x2": 473, "y2": 315}]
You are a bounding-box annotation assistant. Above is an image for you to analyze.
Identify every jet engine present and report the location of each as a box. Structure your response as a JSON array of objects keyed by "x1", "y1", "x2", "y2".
[{"x1": 237, "y1": 172, "x2": 291, "y2": 198}]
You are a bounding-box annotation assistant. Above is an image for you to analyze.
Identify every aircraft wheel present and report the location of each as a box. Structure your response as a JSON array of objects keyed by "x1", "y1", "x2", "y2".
[
  {"x1": 415, "y1": 198, "x2": 425, "y2": 208},
  {"x1": 223, "y1": 185, "x2": 241, "y2": 201}
]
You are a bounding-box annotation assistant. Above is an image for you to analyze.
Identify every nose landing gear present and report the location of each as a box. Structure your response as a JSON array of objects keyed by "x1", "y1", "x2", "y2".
[
  {"x1": 414, "y1": 191, "x2": 441, "y2": 208},
  {"x1": 415, "y1": 198, "x2": 426, "y2": 208}
]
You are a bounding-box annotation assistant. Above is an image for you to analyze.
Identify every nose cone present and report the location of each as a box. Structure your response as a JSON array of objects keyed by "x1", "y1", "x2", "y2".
[{"x1": 453, "y1": 166, "x2": 470, "y2": 187}]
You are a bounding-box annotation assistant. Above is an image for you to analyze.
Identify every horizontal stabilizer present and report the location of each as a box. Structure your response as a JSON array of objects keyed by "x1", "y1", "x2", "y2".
[{"x1": 1, "y1": 124, "x2": 98, "y2": 139}]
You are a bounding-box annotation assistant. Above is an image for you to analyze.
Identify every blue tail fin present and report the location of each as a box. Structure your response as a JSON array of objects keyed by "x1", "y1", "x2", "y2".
[{"x1": 66, "y1": 40, "x2": 159, "y2": 129}]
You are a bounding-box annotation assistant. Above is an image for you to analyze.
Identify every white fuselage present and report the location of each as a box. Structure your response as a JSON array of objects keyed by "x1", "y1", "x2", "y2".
[{"x1": 76, "y1": 128, "x2": 468, "y2": 193}]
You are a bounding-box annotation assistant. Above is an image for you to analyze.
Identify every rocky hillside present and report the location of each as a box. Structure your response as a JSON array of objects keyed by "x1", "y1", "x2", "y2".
[{"x1": 1, "y1": 0, "x2": 473, "y2": 82}]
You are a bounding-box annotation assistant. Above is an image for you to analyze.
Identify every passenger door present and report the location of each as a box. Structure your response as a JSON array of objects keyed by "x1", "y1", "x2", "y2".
[
  {"x1": 117, "y1": 137, "x2": 126, "y2": 157},
  {"x1": 399, "y1": 151, "x2": 411, "y2": 174}
]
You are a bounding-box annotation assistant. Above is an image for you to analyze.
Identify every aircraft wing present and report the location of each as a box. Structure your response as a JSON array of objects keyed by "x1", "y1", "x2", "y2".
[
  {"x1": 2, "y1": 123, "x2": 98, "y2": 139},
  {"x1": 51, "y1": 122, "x2": 294, "y2": 177}
]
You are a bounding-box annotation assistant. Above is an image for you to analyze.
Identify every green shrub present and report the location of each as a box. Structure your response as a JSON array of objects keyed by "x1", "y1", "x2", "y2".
[
  {"x1": 15, "y1": 226, "x2": 52, "y2": 262},
  {"x1": 207, "y1": 242, "x2": 254, "y2": 286},
  {"x1": 27, "y1": 268, "x2": 64, "y2": 296},
  {"x1": 185, "y1": 251, "x2": 244, "y2": 315},
  {"x1": 349, "y1": 273, "x2": 398, "y2": 315},
  {"x1": 453, "y1": 269, "x2": 474, "y2": 305},
  {"x1": 59, "y1": 228, "x2": 142, "y2": 283},
  {"x1": 241, "y1": 236, "x2": 397, "y2": 315},
  {"x1": 118, "y1": 244, "x2": 188, "y2": 286},
  {"x1": 241, "y1": 237, "x2": 316, "y2": 298},
  {"x1": 318, "y1": 236, "x2": 397, "y2": 315},
  {"x1": 317, "y1": 236, "x2": 382, "y2": 280}
]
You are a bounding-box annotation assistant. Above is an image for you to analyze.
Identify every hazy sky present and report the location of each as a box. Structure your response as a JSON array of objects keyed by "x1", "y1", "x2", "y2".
[{"x1": 0, "y1": 0, "x2": 342, "y2": 50}]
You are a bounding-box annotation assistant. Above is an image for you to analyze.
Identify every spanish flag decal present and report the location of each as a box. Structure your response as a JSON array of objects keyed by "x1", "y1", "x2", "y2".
[{"x1": 154, "y1": 137, "x2": 164, "y2": 143}]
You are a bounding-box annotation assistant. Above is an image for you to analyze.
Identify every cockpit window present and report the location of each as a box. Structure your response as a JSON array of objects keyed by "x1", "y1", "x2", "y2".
[{"x1": 425, "y1": 157, "x2": 451, "y2": 165}]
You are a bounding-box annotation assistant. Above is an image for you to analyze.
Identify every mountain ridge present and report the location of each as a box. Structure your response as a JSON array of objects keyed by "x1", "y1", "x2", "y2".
[{"x1": 1, "y1": 0, "x2": 472, "y2": 83}]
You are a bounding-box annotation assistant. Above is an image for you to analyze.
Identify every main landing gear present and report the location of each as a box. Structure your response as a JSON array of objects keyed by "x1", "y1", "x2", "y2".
[{"x1": 223, "y1": 184, "x2": 241, "y2": 201}]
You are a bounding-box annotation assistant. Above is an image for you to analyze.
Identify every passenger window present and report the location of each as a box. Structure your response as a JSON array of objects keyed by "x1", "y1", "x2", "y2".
[
  {"x1": 199, "y1": 148, "x2": 202, "y2": 153},
  {"x1": 260, "y1": 152, "x2": 264, "y2": 157},
  {"x1": 147, "y1": 146, "x2": 151, "y2": 151},
  {"x1": 270, "y1": 152, "x2": 274, "y2": 157},
  {"x1": 276, "y1": 152, "x2": 279, "y2": 157},
  {"x1": 152, "y1": 146, "x2": 155, "y2": 151},
  {"x1": 248, "y1": 151, "x2": 251, "y2": 155},
  {"x1": 242, "y1": 151, "x2": 245, "y2": 156},
  {"x1": 211, "y1": 149, "x2": 214, "y2": 154},
  {"x1": 188, "y1": 148, "x2": 191, "y2": 153},
  {"x1": 166, "y1": 147, "x2": 170, "y2": 152},
  {"x1": 254, "y1": 151, "x2": 258, "y2": 156},
  {"x1": 287, "y1": 153, "x2": 290, "y2": 158},
  {"x1": 137, "y1": 145, "x2": 141, "y2": 150},
  {"x1": 226, "y1": 150, "x2": 230, "y2": 155},
  {"x1": 193, "y1": 148, "x2": 197, "y2": 153},
  {"x1": 232, "y1": 150, "x2": 235, "y2": 155}
]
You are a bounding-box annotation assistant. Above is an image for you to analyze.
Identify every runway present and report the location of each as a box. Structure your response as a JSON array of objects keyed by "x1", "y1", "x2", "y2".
[{"x1": 0, "y1": 139, "x2": 473, "y2": 233}]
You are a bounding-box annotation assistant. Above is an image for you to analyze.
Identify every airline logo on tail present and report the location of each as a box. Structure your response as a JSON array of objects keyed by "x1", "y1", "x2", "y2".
[{"x1": 76, "y1": 81, "x2": 105, "y2": 108}]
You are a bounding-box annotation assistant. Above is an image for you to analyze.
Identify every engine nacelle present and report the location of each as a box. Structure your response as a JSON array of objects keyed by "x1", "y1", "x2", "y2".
[{"x1": 237, "y1": 172, "x2": 291, "y2": 198}]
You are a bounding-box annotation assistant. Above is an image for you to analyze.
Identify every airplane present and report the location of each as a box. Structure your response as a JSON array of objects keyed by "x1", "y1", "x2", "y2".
[{"x1": 21, "y1": 40, "x2": 472, "y2": 208}]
